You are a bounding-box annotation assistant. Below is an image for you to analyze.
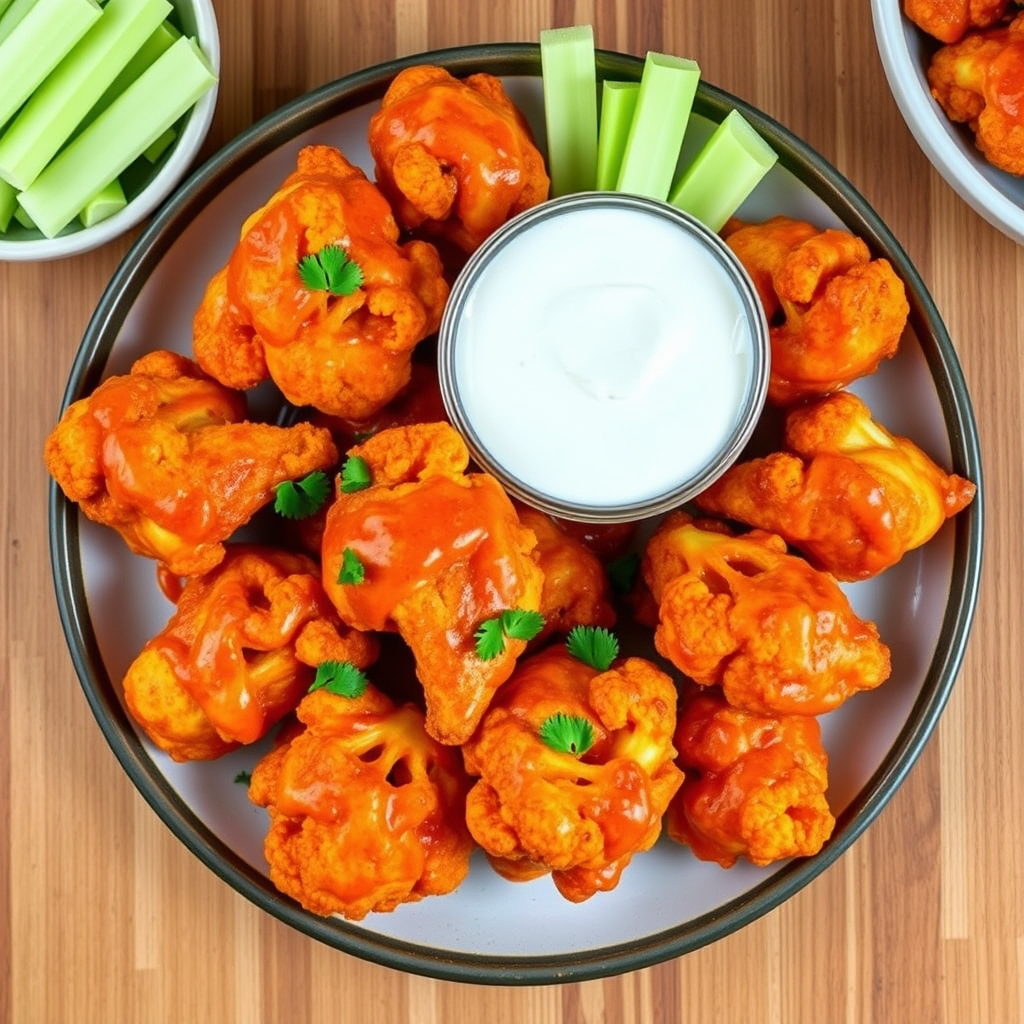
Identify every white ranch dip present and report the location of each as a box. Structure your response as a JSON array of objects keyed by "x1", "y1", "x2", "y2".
[{"x1": 440, "y1": 194, "x2": 768, "y2": 519}]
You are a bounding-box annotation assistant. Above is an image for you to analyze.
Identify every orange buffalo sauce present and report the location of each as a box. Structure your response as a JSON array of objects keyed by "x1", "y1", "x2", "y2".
[
  {"x1": 988, "y1": 41, "x2": 1024, "y2": 121},
  {"x1": 322, "y1": 473, "x2": 524, "y2": 638}
]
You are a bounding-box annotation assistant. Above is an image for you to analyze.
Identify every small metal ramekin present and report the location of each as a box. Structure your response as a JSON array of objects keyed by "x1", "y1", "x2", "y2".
[{"x1": 438, "y1": 192, "x2": 770, "y2": 523}]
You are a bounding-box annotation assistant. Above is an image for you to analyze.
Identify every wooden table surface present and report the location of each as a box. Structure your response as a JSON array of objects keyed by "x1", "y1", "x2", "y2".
[{"x1": 2, "y1": 1, "x2": 1020, "y2": 1021}]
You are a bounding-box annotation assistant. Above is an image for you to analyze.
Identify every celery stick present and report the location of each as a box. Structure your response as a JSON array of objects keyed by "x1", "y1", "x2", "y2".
[
  {"x1": 19, "y1": 36, "x2": 216, "y2": 237},
  {"x1": 0, "y1": 0, "x2": 172, "y2": 190},
  {"x1": 540, "y1": 25, "x2": 598, "y2": 196},
  {"x1": 669, "y1": 109, "x2": 778, "y2": 231},
  {"x1": 595, "y1": 81, "x2": 639, "y2": 191},
  {"x1": 0, "y1": 0, "x2": 101, "y2": 129},
  {"x1": 0, "y1": 178, "x2": 16, "y2": 231},
  {"x1": 616, "y1": 53, "x2": 700, "y2": 201},
  {"x1": 73, "y1": 19, "x2": 179, "y2": 138},
  {"x1": 142, "y1": 125, "x2": 176, "y2": 163},
  {"x1": 0, "y1": 0, "x2": 36, "y2": 46},
  {"x1": 0, "y1": 0, "x2": 14, "y2": 20},
  {"x1": 79, "y1": 177, "x2": 126, "y2": 226},
  {"x1": 13, "y1": 203, "x2": 34, "y2": 228}
]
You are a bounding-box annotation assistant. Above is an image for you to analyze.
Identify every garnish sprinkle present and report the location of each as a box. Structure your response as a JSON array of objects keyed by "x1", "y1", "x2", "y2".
[
  {"x1": 340, "y1": 454, "x2": 372, "y2": 493},
  {"x1": 566, "y1": 625, "x2": 619, "y2": 671},
  {"x1": 233, "y1": 770, "x2": 252, "y2": 786},
  {"x1": 297, "y1": 244, "x2": 364, "y2": 296},
  {"x1": 273, "y1": 470, "x2": 331, "y2": 519},
  {"x1": 474, "y1": 608, "x2": 546, "y2": 661},
  {"x1": 337, "y1": 547, "x2": 366, "y2": 585},
  {"x1": 309, "y1": 660, "x2": 369, "y2": 698},
  {"x1": 606, "y1": 551, "x2": 641, "y2": 596},
  {"x1": 539, "y1": 713, "x2": 595, "y2": 757}
]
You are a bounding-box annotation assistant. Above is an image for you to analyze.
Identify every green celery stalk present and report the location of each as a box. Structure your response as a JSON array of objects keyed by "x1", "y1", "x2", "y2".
[
  {"x1": 669, "y1": 109, "x2": 778, "y2": 231},
  {"x1": 616, "y1": 53, "x2": 700, "y2": 201},
  {"x1": 595, "y1": 81, "x2": 639, "y2": 191},
  {"x1": 0, "y1": 178, "x2": 16, "y2": 231},
  {"x1": 0, "y1": 0, "x2": 15, "y2": 20},
  {"x1": 142, "y1": 125, "x2": 176, "y2": 163},
  {"x1": 73, "y1": 19, "x2": 179, "y2": 138},
  {"x1": 13, "y1": 203, "x2": 34, "y2": 228},
  {"x1": 18, "y1": 35, "x2": 216, "y2": 238},
  {"x1": 0, "y1": 0, "x2": 36, "y2": 46},
  {"x1": 0, "y1": 0, "x2": 172, "y2": 190},
  {"x1": 540, "y1": 25, "x2": 598, "y2": 196},
  {"x1": 0, "y1": 0, "x2": 102, "y2": 128},
  {"x1": 79, "y1": 177, "x2": 126, "y2": 226}
]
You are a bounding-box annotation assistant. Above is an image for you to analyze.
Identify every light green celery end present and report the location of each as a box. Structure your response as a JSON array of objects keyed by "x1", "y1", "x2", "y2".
[
  {"x1": 540, "y1": 25, "x2": 598, "y2": 196},
  {"x1": 669, "y1": 109, "x2": 778, "y2": 231},
  {"x1": 142, "y1": 125, "x2": 176, "y2": 163},
  {"x1": 595, "y1": 81, "x2": 640, "y2": 191},
  {"x1": 13, "y1": 202, "x2": 34, "y2": 228},
  {"x1": 79, "y1": 177, "x2": 126, "y2": 226},
  {"x1": 0, "y1": 178, "x2": 17, "y2": 231},
  {"x1": 616, "y1": 53, "x2": 700, "y2": 201}
]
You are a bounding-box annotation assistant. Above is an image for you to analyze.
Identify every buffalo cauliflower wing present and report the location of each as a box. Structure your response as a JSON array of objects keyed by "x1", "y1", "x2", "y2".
[
  {"x1": 642, "y1": 513, "x2": 891, "y2": 716},
  {"x1": 667, "y1": 688, "x2": 835, "y2": 867},
  {"x1": 248, "y1": 685, "x2": 474, "y2": 918},
  {"x1": 696, "y1": 391, "x2": 977, "y2": 580},
  {"x1": 723, "y1": 216, "x2": 909, "y2": 405},
  {"x1": 905, "y1": 0, "x2": 1011, "y2": 43},
  {"x1": 121, "y1": 545, "x2": 377, "y2": 761},
  {"x1": 192, "y1": 144, "x2": 449, "y2": 420},
  {"x1": 44, "y1": 350, "x2": 337, "y2": 576},
  {"x1": 927, "y1": 12, "x2": 1024, "y2": 174},
  {"x1": 368, "y1": 65, "x2": 549, "y2": 253},
  {"x1": 462, "y1": 648, "x2": 683, "y2": 902},
  {"x1": 321, "y1": 422, "x2": 544, "y2": 745}
]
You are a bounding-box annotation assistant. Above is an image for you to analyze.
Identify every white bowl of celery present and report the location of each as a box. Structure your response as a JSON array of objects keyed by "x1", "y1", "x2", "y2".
[{"x1": 0, "y1": 0, "x2": 219, "y2": 260}]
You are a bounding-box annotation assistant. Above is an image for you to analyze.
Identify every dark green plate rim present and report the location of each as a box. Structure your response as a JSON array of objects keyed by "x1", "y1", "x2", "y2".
[{"x1": 49, "y1": 42, "x2": 984, "y2": 985}]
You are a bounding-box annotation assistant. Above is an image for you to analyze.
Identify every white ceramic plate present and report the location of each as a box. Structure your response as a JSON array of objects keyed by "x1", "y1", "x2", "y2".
[
  {"x1": 871, "y1": 0, "x2": 1024, "y2": 243},
  {"x1": 50, "y1": 45, "x2": 983, "y2": 983}
]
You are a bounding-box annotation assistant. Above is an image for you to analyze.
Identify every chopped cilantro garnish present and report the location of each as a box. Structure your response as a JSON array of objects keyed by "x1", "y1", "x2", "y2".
[
  {"x1": 297, "y1": 244, "x2": 364, "y2": 296},
  {"x1": 233, "y1": 770, "x2": 252, "y2": 786},
  {"x1": 340, "y1": 454, "x2": 372, "y2": 493},
  {"x1": 565, "y1": 625, "x2": 619, "y2": 671},
  {"x1": 309, "y1": 660, "x2": 369, "y2": 698},
  {"x1": 539, "y1": 713, "x2": 595, "y2": 757},
  {"x1": 273, "y1": 470, "x2": 331, "y2": 519},
  {"x1": 337, "y1": 547, "x2": 366, "y2": 585},
  {"x1": 474, "y1": 608, "x2": 545, "y2": 661}
]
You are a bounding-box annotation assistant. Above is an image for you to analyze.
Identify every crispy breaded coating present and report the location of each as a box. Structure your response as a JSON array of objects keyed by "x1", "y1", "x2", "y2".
[
  {"x1": 44, "y1": 350, "x2": 337, "y2": 576},
  {"x1": 321, "y1": 423, "x2": 544, "y2": 745},
  {"x1": 368, "y1": 66, "x2": 550, "y2": 252},
  {"x1": 515, "y1": 506, "x2": 616, "y2": 639},
  {"x1": 696, "y1": 391, "x2": 976, "y2": 580},
  {"x1": 122, "y1": 545, "x2": 377, "y2": 761},
  {"x1": 192, "y1": 145, "x2": 449, "y2": 419},
  {"x1": 723, "y1": 216, "x2": 909, "y2": 405},
  {"x1": 927, "y1": 12, "x2": 1024, "y2": 174},
  {"x1": 667, "y1": 689, "x2": 835, "y2": 867},
  {"x1": 904, "y1": 0, "x2": 1011, "y2": 43},
  {"x1": 462, "y1": 649, "x2": 683, "y2": 902},
  {"x1": 642, "y1": 513, "x2": 891, "y2": 716},
  {"x1": 249, "y1": 686, "x2": 474, "y2": 918}
]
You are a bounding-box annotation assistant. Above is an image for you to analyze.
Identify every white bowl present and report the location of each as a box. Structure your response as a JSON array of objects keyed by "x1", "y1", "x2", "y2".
[
  {"x1": 0, "y1": 0, "x2": 220, "y2": 262},
  {"x1": 871, "y1": 0, "x2": 1024, "y2": 243}
]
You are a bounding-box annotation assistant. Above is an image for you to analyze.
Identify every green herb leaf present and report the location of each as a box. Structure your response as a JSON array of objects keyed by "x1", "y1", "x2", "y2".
[
  {"x1": 233, "y1": 770, "x2": 252, "y2": 785},
  {"x1": 539, "y1": 713, "x2": 595, "y2": 757},
  {"x1": 337, "y1": 547, "x2": 366, "y2": 585},
  {"x1": 606, "y1": 552, "x2": 641, "y2": 596},
  {"x1": 340, "y1": 454, "x2": 372, "y2": 493},
  {"x1": 309, "y1": 660, "x2": 369, "y2": 698},
  {"x1": 565, "y1": 625, "x2": 619, "y2": 671},
  {"x1": 297, "y1": 244, "x2": 364, "y2": 296},
  {"x1": 474, "y1": 607, "x2": 546, "y2": 660},
  {"x1": 273, "y1": 470, "x2": 331, "y2": 519}
]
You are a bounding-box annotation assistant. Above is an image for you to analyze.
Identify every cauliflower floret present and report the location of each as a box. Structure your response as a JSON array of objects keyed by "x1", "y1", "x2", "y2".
[
  {"x1": 667, "y1": 688, "x2": 835, "y2": 867},
  {"x1": 723, "y1": 216, "x2": 909, "y2": 405},
  {"x1": 904, "y1": 0, "x2": 1011, "y2": 44},
  {"x1": 462, "y1": 648, "x2": 683, "y2": 902},
  {"x1": 248, "y1": 685, "x2": 474, "y2": 918},
  {"x1": 121, "y1": 545, "x2": 377, "y2": 761},
  {"x1": 642, "y1": 513, "x2": 891, "y2": 716},
  {"x1": 368, "y1": 66, "x2": 550, "y2": 253},
  {"x1": 696, "y1": 391, "x2": 976, "y2": 580},
  {"x1": 44, "y1": 350, "x2": 337, "y2": 576}
]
